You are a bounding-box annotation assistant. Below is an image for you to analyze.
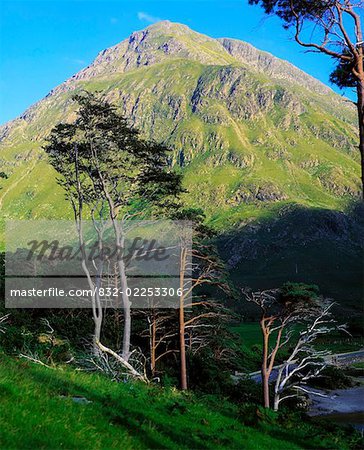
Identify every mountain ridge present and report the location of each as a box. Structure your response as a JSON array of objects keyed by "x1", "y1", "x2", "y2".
[
  {"x1": 0, "y1": 20, "x2": 360, "y2": 232},
  {"x1": 0, "y1": 20, "x2": 345, "y2": 131},
  {"x1": 59, "y1": 20, "x2": 336, "y2": 96}
]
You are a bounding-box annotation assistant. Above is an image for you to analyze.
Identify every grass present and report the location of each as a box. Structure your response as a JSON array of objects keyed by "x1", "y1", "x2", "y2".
[
  {"x1": 314, "y1": 334, "x2": 364, "y2": 354},
  {"x1": 0, "y1": 353, "x2": 361, "y2": 449},
  {"x1": 230, "y1": 322, "x2": 364, "y2": 368},
  {"x1": 229, "y1": 322, "x2": 262, "y2": 350},
  {"x1": 351, "y1": 362, "x2": 364, "y2": 369}
]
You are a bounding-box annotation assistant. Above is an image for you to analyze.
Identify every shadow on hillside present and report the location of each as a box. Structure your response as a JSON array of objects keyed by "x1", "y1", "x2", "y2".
[
  {"x1": 25, "y1": 365, "x2": 193, "y2": 449},
  {"x1": 217, "y1": 202, "x2": 364, "y2": 319},
  {"x1": 23, "y1": 360, "x2": 330, "y2": 450}
]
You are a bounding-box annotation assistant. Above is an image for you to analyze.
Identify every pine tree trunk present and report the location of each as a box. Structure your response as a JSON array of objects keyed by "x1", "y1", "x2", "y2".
[
  {"x1": 262, "y1": 369, "x2": 270, "y2": 408},
  {"x1": 357, "y1": 78, "x2": 364, "y2": 200},
  {"x1": 179, "y1": 248, "x2": 188, "y2": 391},
  {"x1": 115, "y1": 232, "x2": 131, "y2": 362},
  {"x1": 93, "y1": 312, "x2": 103, "y2": 355},
  {"x1": 179, "y1": 305, "x2": 187, "y2": 390},
  {"x1": 261, "y1": 328, "x2": 270, "y2": 408},
  {"x1": 150, "y1": 312, "x2": 156, "y2": 377}
]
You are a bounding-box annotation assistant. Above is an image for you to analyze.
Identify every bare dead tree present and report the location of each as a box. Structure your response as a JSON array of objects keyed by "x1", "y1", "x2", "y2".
[
  {"x1": 177, "y1": 212, "x2": 231, "y2": 391},
  {"x1": 139, "y1": 308, "x2": 178, "y2": 378},
  {"x1": 243, "y1": 284, "x2": 324, "y2": 408},
  {"x1": 244, "y1": 288, "x2": 289, "y2": 408},
  {"x1": 273, "y1": 302, "x2": 347, "y2": 410},
  {"x1": 0, "y1": 314, "x2": 9, "y2": 334}
]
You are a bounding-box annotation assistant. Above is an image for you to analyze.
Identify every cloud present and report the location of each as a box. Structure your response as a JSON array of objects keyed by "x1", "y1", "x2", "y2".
[
  {"x1": 72, "y1": 59, "x2": 86, "y2": 65},
  {"x1": 64, "y1": 57, "x2": 86, "y2": 66},
  {"x1": 137, "y1": 12, "x2": 161, "y2": 24}
]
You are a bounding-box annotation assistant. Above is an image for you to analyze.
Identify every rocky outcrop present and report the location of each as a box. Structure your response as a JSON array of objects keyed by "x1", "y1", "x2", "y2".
[
  {"x1": 228, "y1": 182, "x2": 288, "y2": 205},
  {"x1": 218, "y1": 38, "x2": 332, "y2": 95}
]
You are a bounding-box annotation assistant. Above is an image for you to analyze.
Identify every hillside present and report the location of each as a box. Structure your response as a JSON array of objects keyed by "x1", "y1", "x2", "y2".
[
  {"x1": 0, "y1": 21, "x2": 360, "y2": 229},
  {"x1": 0, "y1": 21, "x2": 362, "y2": 311},
  {"x1": 0, "y1": 354, "x2": 360, "y2": 449}
]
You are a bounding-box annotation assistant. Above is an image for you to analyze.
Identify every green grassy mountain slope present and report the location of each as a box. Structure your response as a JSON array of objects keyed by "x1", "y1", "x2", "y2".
[
  {"x1": 0, "y1": 21, "x2": 360, "y2": 229},
  {"x1": 0, "y1": 21, "x2": 362, "y2": 310}
]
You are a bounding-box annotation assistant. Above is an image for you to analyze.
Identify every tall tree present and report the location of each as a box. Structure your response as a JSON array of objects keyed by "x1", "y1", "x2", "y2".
[
  {"x1": 249, "y1": 0, "x2": 364, "y2": 198},
  {"x1": 174, "y1": 209, "x2": 230, "y2": 390},
  {"x1": 44, "y1": 91, "x2": 183, "y2": 371}
]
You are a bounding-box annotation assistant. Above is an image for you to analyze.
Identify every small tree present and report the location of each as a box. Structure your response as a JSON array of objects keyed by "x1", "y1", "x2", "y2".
[
  {"x1": 249, "y1": 0, "x2": 364, "y2": 198},
  {"x1": 147, "y1": 310, "x2": 177, "y2": 378},
  {"x1": 138, "y1": 307, "x2": 179, "y2": 378},
  {"x1": 273, "y1": 302, "x2": 346, "y2": 411},
  {"x1": 244, "y1": 283, "x2": 321, "y2": 408}
]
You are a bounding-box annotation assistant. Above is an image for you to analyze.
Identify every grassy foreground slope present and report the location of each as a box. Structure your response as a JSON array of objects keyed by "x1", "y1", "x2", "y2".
[{"x1": 0, "y1": 354, "x2": 360, "y2": 450}]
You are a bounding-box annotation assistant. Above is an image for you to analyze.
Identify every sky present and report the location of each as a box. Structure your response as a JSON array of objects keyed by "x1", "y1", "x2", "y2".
[{"x1": 0, "y1": 0, "x2": 359, "y2": 124}]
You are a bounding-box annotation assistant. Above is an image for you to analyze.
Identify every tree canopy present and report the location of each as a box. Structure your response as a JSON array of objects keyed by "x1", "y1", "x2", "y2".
[
  {"x1": 44, "y1": 91, "x2": 184, "y2": 218},
  {"x1": 249, "y1": 0, "x2": 364, "y2": 198}
]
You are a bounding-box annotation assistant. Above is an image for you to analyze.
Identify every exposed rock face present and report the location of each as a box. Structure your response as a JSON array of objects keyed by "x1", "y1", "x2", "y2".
[
  {"x1": 66, "y1": 21, "x2": 235, "y2": 83},
  {"x1": 218, "y1": 38, "x2": 332, "y2": 95},
  {"x1": 228, "y1": 182, "x2": 288, "y2": 205}
]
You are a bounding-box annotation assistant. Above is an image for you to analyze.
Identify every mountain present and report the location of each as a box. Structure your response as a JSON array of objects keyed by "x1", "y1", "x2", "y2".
[
  {"x1": 0, "y1": 21, "x2": 360, "y2": 227},
  {"x1": 0, "y1": 21, "x2": 362, "y2": 312}
]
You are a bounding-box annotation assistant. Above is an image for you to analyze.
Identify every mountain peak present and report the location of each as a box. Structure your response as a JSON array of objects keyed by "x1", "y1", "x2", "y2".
[
  {"x1": 63, "y1": 20, "x2": 332, "y2": 97},
  {"x1": 67, "y1": 20, "x2": 233, "y2": 83},
  {"x1": 144, "y1": 20, "x2": 191, "y2": 32}
]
